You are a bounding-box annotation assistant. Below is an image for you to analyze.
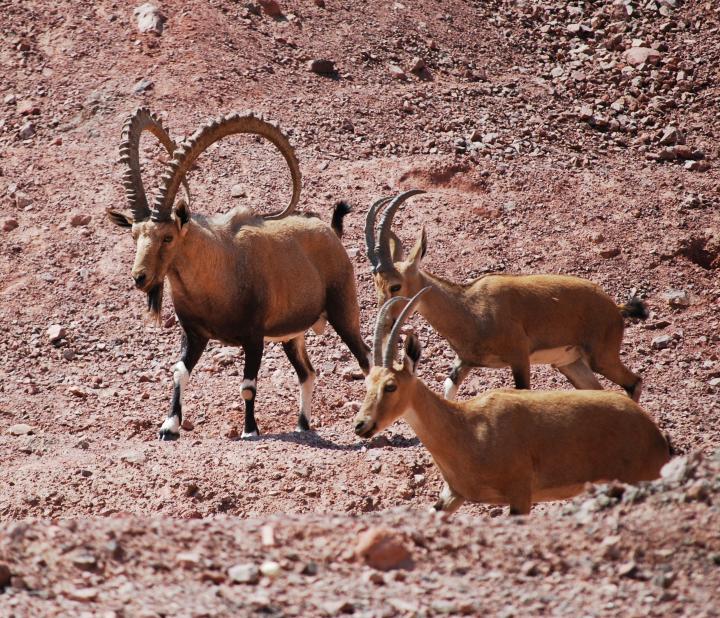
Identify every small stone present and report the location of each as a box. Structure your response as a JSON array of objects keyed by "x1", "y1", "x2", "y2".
[
  {"x1": 134, "y1": 3, "x2": 165, "y2": 34},
  {"x1": 659, "y1": 125, "x2": 684, "y2": 146},
  {"x1": 176, "y1": 552, "x2": 201, "y2": 568},
  {"x1": 661, "y1": 289, "x2": 690, "y2": 308},
  {"x1": 17, "y1": 100, "x2": 40, "y2": 116},
  {"x1": 261, "y1": 524, "x2": 276, "y2": 547},
  {"x1": 685, "y1": 160, "x2": 710, "y2": 172},
  {"x1": 469, "y1": 129, "x2": 483, "y2": 142},
  {"x1": 15, "y1": 191, "x2": 32, "y2": 208},
  {"x1": 258, "y1": 0, "x2": 283, "y2": 17},
  {"x1": 133, "y1": 79, "x2": 154, "y2": 94},
  {"x1": 225, "y1": 425, "x2": 239, "y2": 439},
  {"x1": 388, "y1": 64, "x2": 406, "y2": 80},
  {"x1": 660, "y1": 456, "x2": 688, "y2": 483},
  {"x1": 47, "y1": 324, "x2": 67, "y2": 343},
  {"x1": 62, "y1": 349, "x2": 76, "y2": 361},
  {"x1": 589, "y1": 232, "x2": 605, "y2": 244},
  {"x1": 300, "y1": 561, "x2": 318, "y2": 576},
  {"x1": 71, "y1": 552, "x2": 98, "y2": 572},
  {"x1": 685, "y1": 480, "x2": 709, "y2": 502},
  {"x1": 3, "y1": 219, "x2": 18, "y2": 232},
  {"x1": 657, "y1": 147, "x2": 677, "y2": 161},
  {"x1": 618, "y1": 561, "x2": 638, "y2": 578},
  {"x1": 409, "y1": 56, "x2": 426, "y2": 74},
  {"x1": 520, "y1": 560, "x2": 539, "y2": 576},
  {"x1": 260, "y1": 561, "x2": 281, "y2": 577},
  {"x1": 599, "y1": 247, "x2": 621, "y2": 259},
  {"x1": 4, "y1": 94, "x2": 16, "y2": 105},
  {"x1": 307, "y1": 59, "x2": 335, "y2": 75},
  {"x1": 230, "y1": 184, "x2": 246, "y2": 198},
  {"x1": 9, "y1": 424, "x2": 34, "y2": 436},
  {"x1": 0, "y1": 563, "x2": 10, "y2": 587},
  {"x1": 70, "y1": 213, "x2": 92, "y2": 227},
  {"x1": 181, "y1": 419, "x2": 194, "y2": 431},
  {"x1": 651, "y1": 334, "x2": 673, "y2": 350},
  {"x1": 63, "y1": 587, "x2": 98, "y2": 602},
  {"x1": 624, "y1": 47, "x2": 662, "y2": 66},
  {"x1": 228, "y1": 563, "x2": 260, "y2": 584},
  {"x1": 321, "y1": 600, "x2": 355, "y2": 615},
  {"x1": 18, "y1": 122, "x2": 35, "y2": 139},
  {"x1": 355, "y1": 527, "x2": 412, "y2": 571},
  {"x1": 313, "y1": 0, "x2": 325, "y2": 6}
]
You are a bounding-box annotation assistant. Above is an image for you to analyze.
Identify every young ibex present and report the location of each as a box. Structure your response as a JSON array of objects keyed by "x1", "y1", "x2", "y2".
[
  {"x1": 108, "y1": 108, "x2": 370, "y2": 440},
  {"x1": 354, "y1": 290, "x2": 671, "y2": 515},
  {"x1": 365, "y1": 190, "x2": 649, "y2": 402}
]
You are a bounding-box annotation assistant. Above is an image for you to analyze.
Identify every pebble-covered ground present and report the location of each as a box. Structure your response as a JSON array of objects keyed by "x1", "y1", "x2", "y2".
[{"x1": 1, "y1": 0, "x2": 719, "y2": 615}]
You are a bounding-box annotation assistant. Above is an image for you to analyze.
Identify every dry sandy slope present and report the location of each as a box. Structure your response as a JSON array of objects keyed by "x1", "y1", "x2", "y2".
[{"x1": 1, "y1": 0, "x2": 720, "y2": 614}]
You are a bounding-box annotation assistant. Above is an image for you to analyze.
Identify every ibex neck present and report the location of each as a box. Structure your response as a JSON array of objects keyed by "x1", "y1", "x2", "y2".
[
  {"x1": 402, "y1": 380, "x2": 475, "y2": 462},
  {"x1": 417, "y1": 271, "x2": 474, "y2": 341}
]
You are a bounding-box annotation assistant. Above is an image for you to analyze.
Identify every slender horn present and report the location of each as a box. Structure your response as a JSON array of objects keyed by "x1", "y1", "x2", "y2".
[
  {"x1": 364, "y1": 196, "x2": 392, "y2": 268},
  {"x1": 118, "y1": 107, "x2": 190, "y2": 222},
  {"x1": 374, "y1": 189, "x2": 426, "y2": 272},
  {"x1": 382, "y1": 287, "x2": 431, "y2": 368},
  {"x1": 151, "y1": 112, "x2": 301, "y2": 221},
  {"x1": 372, "y1": 297, "x2": 407, "y2": 368}
]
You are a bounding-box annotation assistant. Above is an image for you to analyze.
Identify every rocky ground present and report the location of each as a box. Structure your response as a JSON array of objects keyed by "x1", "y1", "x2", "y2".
[{"x1": 1, "y1": 0, "x2": 719, "y2": 615}]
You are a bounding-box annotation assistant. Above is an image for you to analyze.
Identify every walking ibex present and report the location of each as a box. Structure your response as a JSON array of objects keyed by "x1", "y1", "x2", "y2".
[
  {"x1": 354, "y1": 290, "x2": 671, "y2": 515},
  {"x1": 365, "y1": 190, "x2": 648, "y2": 401},
  {"x1": 108, "y1": 108, "x2": 370, "y2": 439}
]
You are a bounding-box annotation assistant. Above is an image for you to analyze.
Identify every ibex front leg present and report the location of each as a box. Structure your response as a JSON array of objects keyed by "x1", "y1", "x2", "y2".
[
  {"x1": 444, "y1": 358, "x2": 471, "y2": 400},
  {"x1": 159, "y1": 330, "x2": 208, "y2": 441},
  {"x1": 240, "y1": 339, "x2": 264, "y2": 438}
]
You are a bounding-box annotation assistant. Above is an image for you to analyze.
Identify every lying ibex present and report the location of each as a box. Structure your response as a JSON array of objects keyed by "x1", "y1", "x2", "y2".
[
  {"x1": 365, "y1": 190, "x2": 648, "y2": 401},
  {"x1": 108, "y1": 108, "x2": 370, "y2": 440},
  {"x1": 354, "y1": 290, "x2": 671, "y2": 515}
]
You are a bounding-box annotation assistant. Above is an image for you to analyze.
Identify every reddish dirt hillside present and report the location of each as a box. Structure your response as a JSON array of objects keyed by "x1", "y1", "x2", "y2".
[{"x1": 1, "y1": 0, "x2": 719, "y2": 615}]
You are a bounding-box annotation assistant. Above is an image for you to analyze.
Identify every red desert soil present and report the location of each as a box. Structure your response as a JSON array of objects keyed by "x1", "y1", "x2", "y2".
[{"x1": 1, "y1": 0, "x2": 719, "y2": 615}]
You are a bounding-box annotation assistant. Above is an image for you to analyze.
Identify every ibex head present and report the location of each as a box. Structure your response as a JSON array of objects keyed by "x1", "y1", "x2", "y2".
[
  {"x1": 364, "y1": 190, "x2": 428, "y2": 317},
  {"x1": 108, "y1": 108, "x2": 302, "y2": 322},
  {"x1": 354, "y1": 288, "x2": 429, "y2": 438}
]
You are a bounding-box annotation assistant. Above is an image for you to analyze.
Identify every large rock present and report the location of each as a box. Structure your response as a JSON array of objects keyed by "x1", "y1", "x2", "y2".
[
  {"x1": 624, "y1": 47, "x2": 662, "y2": 66},
  {"x1": 228, "y1": 563, "x2": 260, "y2": 584},
  {"x1": 134, "y1": 3, "x2": 165, "y2": 34},
  {"x1": 355, "y1": 527, "x2": 412, "y2": 571},
  {"x1": 307, "y1": 59, "x2": 336, "y2": 75}
]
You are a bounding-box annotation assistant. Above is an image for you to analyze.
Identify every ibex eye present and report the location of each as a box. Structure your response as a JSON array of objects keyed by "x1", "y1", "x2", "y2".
[
  {"x1": 384, "y1": 383, "x2": 397, "y2": 393},
  {"x1": 162, "y1": 235, "x2": 174, "y2": 243},
  {"x1": 389, "y1": 284, "x2": 401, "y2": 293}
]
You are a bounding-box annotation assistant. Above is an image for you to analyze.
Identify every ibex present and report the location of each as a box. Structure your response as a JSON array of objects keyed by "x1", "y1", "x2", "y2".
[
  {"x1": 365, "y1": 190, "x2": 649, "y2": 402},
  {"x1": 108, "y1": 108, "x2": 370, "y2": 440},
  {"x1": 354, "y1": 290, "x2": 671, "y2": 515}
]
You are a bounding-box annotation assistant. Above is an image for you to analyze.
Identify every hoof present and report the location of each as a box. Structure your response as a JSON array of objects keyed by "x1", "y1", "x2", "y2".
[
  {"x1": 296, "y1": 414, "x2": 311, "y2": 432},
  {"x1": 159, "y1": 429, "x2": 180, "y2": 441},
  {"x1": 241, "y1": 430, "x2": 260, "y2": 440}
]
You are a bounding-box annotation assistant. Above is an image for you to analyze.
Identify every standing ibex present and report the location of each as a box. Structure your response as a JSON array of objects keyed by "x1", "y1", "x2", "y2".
[
  {"x1": 108, "y1": 108, "x2": 370, "y2": 440},
  {"x1": 354, "y1": 290, "x2": 671, "y2": 515},
  {"x1": 365, "y1": 190, "x2": 648, "y2": 401}
]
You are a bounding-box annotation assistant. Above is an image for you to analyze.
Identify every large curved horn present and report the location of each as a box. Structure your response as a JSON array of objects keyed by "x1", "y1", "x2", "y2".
[
  {"x1": 372, "y1": 296, "x2": 407, "y2": 367},
  {"x1": 364, "y1": 196, "x2": 392, "y2": 269},
  {"x1": 382, "y1": 287, "x2": 431, "y2": 368},
  {"x1": 151, "y1": 112, "x2": 301, "y2": 221},
  {"x1": 374, "y1": 189, "x2": 426, "y2": 272},
  {"x1": 119, "y1": 108, "x2": 190, "y2": 222}
]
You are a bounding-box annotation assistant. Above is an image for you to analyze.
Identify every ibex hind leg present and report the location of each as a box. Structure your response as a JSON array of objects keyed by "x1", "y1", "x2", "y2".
[
  {"x1": 159, "y1": 331, "x2": 208, "y2": 441},
  {"x1": 590, "y1": 349, "x2": 643, "y2": 402},
  {"x1": 326, "y1": 292, "x2": 371, "y2": 375},
  {"x1": 556, "y1": 358, "x2": 603, "y2": 390},
  {"x1": 282, "y1": 336, "x2": 316, "y2": 432}
]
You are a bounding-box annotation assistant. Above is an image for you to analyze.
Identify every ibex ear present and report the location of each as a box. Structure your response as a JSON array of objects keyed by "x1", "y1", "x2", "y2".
[
  {"x1": 389, "y1": 232, "x2": 404, "y2": 262},
  {"x1": 407, "y1": 225, "x2": 427, "y2": 269},
  {"x1": 106, "y1": 208, "x2": 133, "y2": 228},
  {"x1": 174, "y1": 198, "x2": 190, "y2": 233},
  {"x1": 403, "y1": 333, "x2": 422, "y2": 374}
]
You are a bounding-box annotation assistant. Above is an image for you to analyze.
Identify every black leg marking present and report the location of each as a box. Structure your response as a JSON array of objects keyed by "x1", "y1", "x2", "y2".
[
  {"x1": 282, "y1": 336, "x2": 316, "y2": 432},
  {"x1": 159, "y1": 330, "x2": 207, "y2": 441},
  {"x1": 241, "y1": 339, "x2": 263, "y2": 439}
]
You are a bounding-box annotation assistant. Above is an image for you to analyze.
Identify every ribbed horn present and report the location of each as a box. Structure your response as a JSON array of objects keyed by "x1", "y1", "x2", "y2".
[
  {"x1": 364, "y1": 196, "x2": 392, "y2": 269},
  {"x1": 382, "y1": 287, "x2": 431, "y2": 368},
  {"x1": 118, "y1": 108, "x2": 190, "y2": 222},
  {"x1": 152, "y1": 112, "x2": 301, "y2": 221},
  {"x1": 375, "y1": 189, "x2": 426, "y2": 272},
  {"x1": 371, "y1": 297, "x2": 407, "y2": 368}
]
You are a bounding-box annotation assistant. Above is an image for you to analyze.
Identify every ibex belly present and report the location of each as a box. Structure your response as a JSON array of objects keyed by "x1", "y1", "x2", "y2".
[
  {"x1": 529, "y1": 345, "x2": 581, "y2": 367},
  {"x1": 264, "y1": 314, "x2": 327, "y2": 343}
]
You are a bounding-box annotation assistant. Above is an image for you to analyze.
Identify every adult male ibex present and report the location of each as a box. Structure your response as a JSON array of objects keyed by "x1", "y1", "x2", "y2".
[
  {"x1": 108, "y1": 108, "x2": 370, "y2": 440},
  {"x1": 365, "y1": 190, "x2": 648, "y2": 401},
  {"x1": 354, "y1": 290, "x2": 671, "y2": 515}
]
